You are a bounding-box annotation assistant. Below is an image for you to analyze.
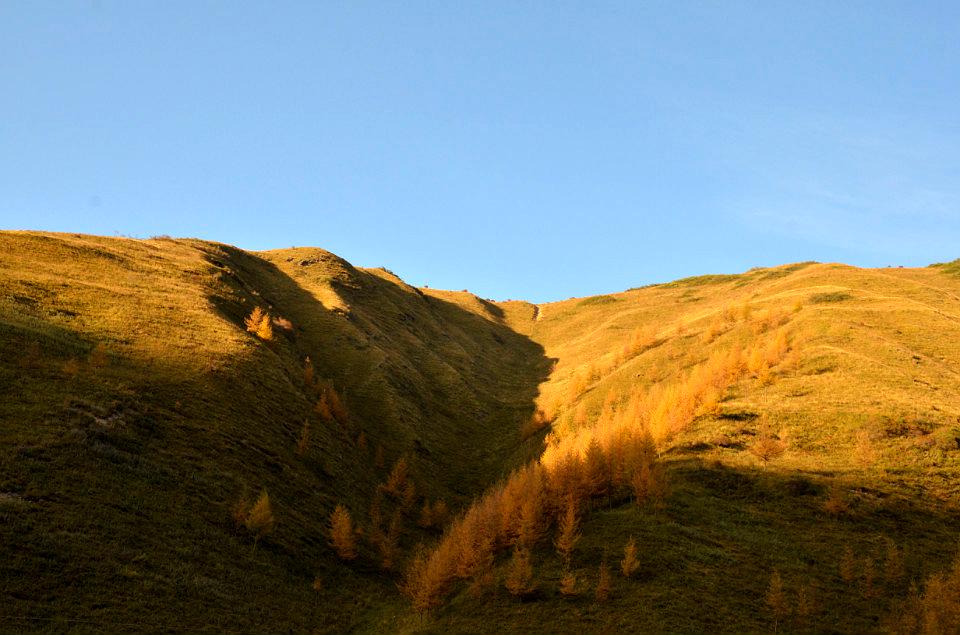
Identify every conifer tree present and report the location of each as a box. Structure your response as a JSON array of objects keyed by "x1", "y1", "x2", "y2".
[
  {"x1": 295, "y1": 420, "x2": 310, "y2": 456},
  {"x1": 559, "y1": 570, "x2": 578, "y2": 598},
  {"x1": 303, "y1": 356, "x2": 315, "y2": 388},
  {"x1": 839, "y1": 545, "x2": 857, "y2": 584},
  {"x1": 329, "y1": 504, "x2": 358, "y2": 560},
  {"x1": 884, "y1": 538, "x2": 905, "y2": 585},
  {"x1": 256, "y1": 314, "x2": 274, "y2": 341},
  {"x1": 378, "y1": 510, "x2": 403, "y2": 571},
  {"x1": 431, "y1": 500, "x2": 448, "y2": 527},
  {"x1": 595, "y1": 559, "x2": 612, "y2": 602},
  {"x1": 794, "y1": 582, "x2": 816, "y2": 629},
  {"x1": 517, "y1": 488, "x2": 544, "y2": 548},
  {"x1": 766, "y1": 571, "x2": 788, "y2": 631},
  {"x1": 375, "y1": 444, "x2": 386, "y2": 469},
  {"x1": 621, "y1": 536, "x2": 639, "y2": 578},
  {"x1": 505, "y1": 547, "x2": 536, "y2": 598},
  {"x1": 554, "y1": 498, "x2": 581, "y2": 566},
  {"x1": 418, "y1": 500, "x2": 434, "y2": 529},
  {"x1": 384, "y1": 457, "x2": 409, "y2": 497},
  {"x1": 245, "y1": 306, "x2": 266, "y2": 333},
  {"x1": 245, "y1": 490, "x2": 275, "y2": 550}
]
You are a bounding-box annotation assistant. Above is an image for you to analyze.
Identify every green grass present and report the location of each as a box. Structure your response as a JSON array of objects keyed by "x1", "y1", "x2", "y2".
[
  {"x1": 930, "y1": 258, "x2": 960, "y2": 276},
  {"x1": 3, "y1": 231, "x2": 960, "y2": 632},
  {"x1": 657, "y1": 273, "x2": 742, "y2": 288},
  {"x1": 576, "y1": 295, "x2": 619, "y2": 307},
  {"x1": 809, "y1": 291, "x2": 853, "y2": 303}
]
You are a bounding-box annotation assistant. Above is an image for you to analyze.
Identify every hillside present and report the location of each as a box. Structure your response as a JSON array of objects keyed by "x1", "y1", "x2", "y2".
[{"x1": 3, "y1": 231, "x2": 960, "y2": 633}]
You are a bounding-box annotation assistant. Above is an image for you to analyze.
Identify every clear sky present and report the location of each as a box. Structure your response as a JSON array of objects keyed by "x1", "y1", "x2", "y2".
[{"x1": 2, "y1": 2, "x2": 959, "y2": 302}]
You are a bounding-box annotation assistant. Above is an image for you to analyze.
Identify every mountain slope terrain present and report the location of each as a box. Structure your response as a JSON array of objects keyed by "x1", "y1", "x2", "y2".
[{"x1": 2, "y1": 231, "x2": 960, "y2": 633}]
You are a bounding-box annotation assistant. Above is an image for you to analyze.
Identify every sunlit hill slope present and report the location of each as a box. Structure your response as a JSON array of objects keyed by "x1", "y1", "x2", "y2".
[{"x1": 3, "y1": 230, "x2": 960, "y2": 633}]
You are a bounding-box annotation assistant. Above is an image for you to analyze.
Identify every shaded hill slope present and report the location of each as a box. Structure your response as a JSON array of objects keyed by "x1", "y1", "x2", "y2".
[{"x1": 0, "y1": 231, "x2": 548, "y2": 631}]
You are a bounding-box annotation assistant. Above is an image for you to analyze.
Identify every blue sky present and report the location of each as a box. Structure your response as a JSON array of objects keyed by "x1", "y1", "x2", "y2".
[{"x1": 2, "y1": 2, "x2": 959, "y2": 302}]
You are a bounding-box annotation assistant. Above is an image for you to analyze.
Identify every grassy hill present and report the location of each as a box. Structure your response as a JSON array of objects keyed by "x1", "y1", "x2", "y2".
[{"x1": 2, "y1": 231, "x2": 960, "y2": 633}]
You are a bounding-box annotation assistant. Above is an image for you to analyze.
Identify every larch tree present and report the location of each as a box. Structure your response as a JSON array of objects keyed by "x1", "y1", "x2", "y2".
[
  {"x1": 554, "y1": 498, "x2": 581, "y2": 566},
  {"x1": 621, "y1": 536, "x2": 639, "y2": 578},
  {"x1": 329, "y1": 504, "x2": 358, "y2": 561},
  {"x1": 245, "y1": 490, "x2": 275, "y2": 550},
  {"x1": 505, "y1": 547, "x2": 536, "y2": 598}
]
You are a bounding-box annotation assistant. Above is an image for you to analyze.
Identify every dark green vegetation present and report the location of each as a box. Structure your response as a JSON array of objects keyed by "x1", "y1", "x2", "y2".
[{"x1": 3, "y1": 231, "x2": 960, "y2": 633}]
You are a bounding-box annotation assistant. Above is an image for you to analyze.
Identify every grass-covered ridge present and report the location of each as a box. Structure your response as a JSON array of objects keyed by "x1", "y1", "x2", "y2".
[{"x1": 3, "y1": 231, "x2": 960, "y2": 633}]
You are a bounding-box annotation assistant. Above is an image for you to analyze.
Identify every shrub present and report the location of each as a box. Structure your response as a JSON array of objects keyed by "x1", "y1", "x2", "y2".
[
  {"x1": 329, "y1": 504, "x2": 357, "y2": 560},
  {"x1": 749, "y1": 433, "x2": 786, "y2": 464}
]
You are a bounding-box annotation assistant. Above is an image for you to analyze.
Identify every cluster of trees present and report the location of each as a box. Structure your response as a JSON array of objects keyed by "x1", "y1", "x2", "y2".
[
  {"x1": 892, "y1": 552, "x2": 960, "y2": 634},
  {"x1": 543, "y1": 324, "x2": 797, "y2": 469},
  {"x1": 325, "y1": 455, "x2": 449, "y2": 575},
  {"x1": 553, "y1": 301, "x2": 799, "y2": 439},
  {"x1": 314, "y1": 383, "x2": 348, "y2": 424},
  {"x1": 244, "y1": 307, "x2": 274, "y2": 340},
  {"x1": 397, "y1": 425, "x2": 664, "y2": 613},
  {"x1": 231, "y1": 490, "x2": 275, "y2": 550},
  {"x1": 400, "y1": 307, "x2": 802, "y2": 614},
  {"x1": 765, "y1": 539, "x2": 916, "y2": 632}
]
